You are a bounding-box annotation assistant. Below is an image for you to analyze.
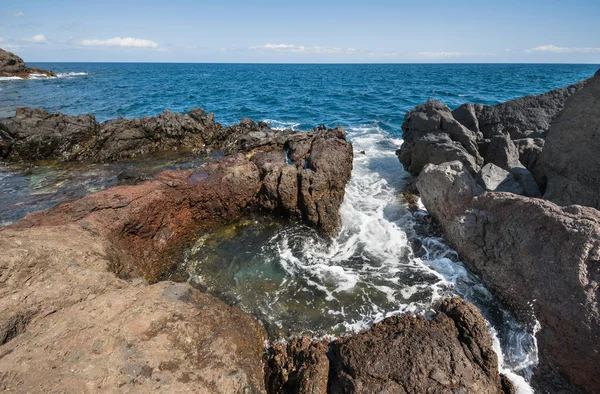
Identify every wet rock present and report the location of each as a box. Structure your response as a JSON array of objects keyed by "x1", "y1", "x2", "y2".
[
  {"x1": 264, "y1": 299, "x2": 509, "y2": 394},
  {"x1": 397, "y1": 99, "x2": 482, "y2": 175},
  {"x1": 0, "y1": 48, "x2": 55, "y2": 78},
  {"x1": 327, "y1": 298, "x2": 507, "y2": 393},
  {"x1": 0, "y1": 225, "x2": 266, "y2": 393},
  {"x1": 541, "y1": 69, "x2": 600, "y2": 209},
  {"x1": 417, "y1": 162, "x2": 600, "y2": 393},
  {"x1": 452, "y1": 78, "x2": 588, "y2": 139},
  {"x1": 476, "y1": 163, "x2": 523, "y2": 194},
  {"x1": 266, "y1": 337, "x2": 330, "y2": 394}
]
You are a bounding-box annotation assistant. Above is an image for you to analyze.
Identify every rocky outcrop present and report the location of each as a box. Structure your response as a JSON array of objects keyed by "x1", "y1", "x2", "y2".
[
  {"x1": 0, "y1": 225, "x2": 267, "y2": 393},
  {"x1": 11, "y1": 127, "x2": 352, "y2": 282},
  {"x1": 541, "y1": 69, "x2": 600, "y2": 209},
  {"x1": 396, "y1": 100, "x2": 482, "y2": 175},
  {"x1": 452, "y1": 78, "x2": 588, "y2": 139},
  {"x1": 397, "y1": 99, "x2": 542, "y2": 197},
  {"x1": 265, "y1": 298, "x2": 511, "y2": 394},
  {"x1": 0, "y1": 48, "x2": 55, "y2": 78},
  {"x1": 0, "y1": 107, "x2": 222, "y2": 162},
  {"x1": 417, "y1": 161, "x2": 600, "y2": 393}
]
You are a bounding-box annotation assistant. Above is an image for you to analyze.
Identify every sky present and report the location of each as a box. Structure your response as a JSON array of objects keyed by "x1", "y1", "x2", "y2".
[{"x1": 1, "y1": 0, "x2": 599, "y2": 63}]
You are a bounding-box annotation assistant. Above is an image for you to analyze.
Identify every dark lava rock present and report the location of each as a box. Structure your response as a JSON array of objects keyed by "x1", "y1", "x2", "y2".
[
  {"x1": 452, "y1": 78, "x2": 588, "y2": 139},
  {"x1": 417, "y1": 161, "x2": 600, "y2": 394},
  {"x1": 0, "y1": 47, "x2": 55, "y2": 78},
  {"x1": 476, "y1": 163, "x2": 523, "y2": 194},
  {"x1": 396, "y1": 99, "x2": 482, "y2": 175},
  {"x1": 541, "y1": 69, "x2": 600, "y2": 209},
  {"x1": 265, "y1": 298, "x2": 510, "y2": 394}
]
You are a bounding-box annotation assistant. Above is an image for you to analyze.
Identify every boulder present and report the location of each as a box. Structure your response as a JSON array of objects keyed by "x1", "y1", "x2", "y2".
[
  {"x1": 476, "y1": 163, "x2": 524, "y2": 194},
  {"x1": 541, "y1": 69, "x2": 600, "y2": 209},
  {"x1": 328, "y1": 299, "x2": 507, "y2": 393},
  {"x1": 397, "y1": 99, "x2": 482, "y2": 175},
  {"x1": 265, "y1": 298, "x2": 510, "y2": 394},
  {"x1": 484, "y1": 134, "x2": 541, "y2": 197},
  {"x1": 0, "y1": 225, "x2": 267, "y2": 393},
  {"x1": 514, "y1": 138, "x2": 545, "y2": 191},
  {"x1": 452, "y1": 79, "x2": 589, "y2": 139},
  {"x1": 417, "y1": 161, "x2": 600, "y2": 393}
]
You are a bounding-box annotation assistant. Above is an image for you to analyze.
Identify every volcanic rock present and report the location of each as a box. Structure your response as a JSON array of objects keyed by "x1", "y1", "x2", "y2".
[
  {"x1": 0, "y1": 48, "x2": 55, "y2": 78},
  {"x1": 452, "y1": 78, "x2": 588, "y2": 139},
  {"x1": 0, "y1": 225, "x2": 267, "y2": 393},
  {"x1": 417, "y1": 161, "x2": 600, "y2": 393},
  {"x1": 541, "y1": 69, "x2": 600, "y2": 209},
  {"x1": 396, "y1": 99, "x2": 482, "y2": 175},
  {"x1": 265, "y1": 298, "x2": 511, "y2": 394}
]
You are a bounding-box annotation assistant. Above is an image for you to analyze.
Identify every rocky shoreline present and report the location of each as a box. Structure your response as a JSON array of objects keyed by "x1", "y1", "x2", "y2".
[
  {"x1": 0, "y1": 107, "x2": 517, "y2": 393},
  {"x1": 399, "y1": 70, "x2": 600, "y2": 393},
  {"x1": 0, "y1": 48, "x2": 55, "y2": 79}
]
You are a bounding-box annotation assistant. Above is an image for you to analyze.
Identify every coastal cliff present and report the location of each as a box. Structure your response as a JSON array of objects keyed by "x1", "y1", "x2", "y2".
[{"x1": 398, "y1": 71, "x2": 600, "y2": 393}]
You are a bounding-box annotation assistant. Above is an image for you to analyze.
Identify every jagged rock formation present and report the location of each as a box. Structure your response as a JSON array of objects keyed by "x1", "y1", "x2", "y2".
[
  {"x1": 541, "y1": 69, "x2": 600, "y2": 209},
  {"x1": 398, "y1": 77, "x2": 589, "y2": 197},
  {"x1": 12, "y1": 128, "x2": 352, "y2": 285},
  {"x1": 452, "y1": 78, "x2": 587, "y2": 139},
  {"x1": 265, "y1": 298, "x2": 512, "y2": 394},
  {"x1": 0, "y1": 48, "x2": 55, "y2": 78},
  {"x1": 398, "y1": 72, "x2": 600, "y2": 393},
  {"x1": 416, "y1": 161, "x2": 600, "y2": 393}
]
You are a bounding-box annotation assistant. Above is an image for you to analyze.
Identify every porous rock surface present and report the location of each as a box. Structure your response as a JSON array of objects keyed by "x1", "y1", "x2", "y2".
[
  {"x1": 266, "y1": 298, "x2": 512, "y2": 394},
  {"x1": 417, "y1": 161, "x2": 600, "y2": 393},
  {"x1": 541, "y1": 69, "x2": 600, "y2": 209},
  {"x1": 11, "y1": 127, "x2": 352, "y2": 283},
  {"x1": 398, "y1": 77, "x2": 589, "y2": 197},
  {"x1": 0, "y1": 225, "x2": 267, "y2": 393}
]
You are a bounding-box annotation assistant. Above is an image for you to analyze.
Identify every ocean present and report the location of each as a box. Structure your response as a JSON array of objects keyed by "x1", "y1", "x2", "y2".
[{"x1": 1, "y1": 63, "x2": 597, "y2": 392}]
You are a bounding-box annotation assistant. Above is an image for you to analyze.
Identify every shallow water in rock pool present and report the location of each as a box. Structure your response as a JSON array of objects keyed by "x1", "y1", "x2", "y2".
[{"x1": 2, "y1": 63, "x2": 598, "y2": 392}]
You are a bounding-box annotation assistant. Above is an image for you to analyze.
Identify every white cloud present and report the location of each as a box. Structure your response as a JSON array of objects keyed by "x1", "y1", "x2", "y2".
[
  {"x1": 21, "y1": 34, "x2": 48, "y2": 44},
  {"x1": 249, "y1": 43, "x2": 358, "y2": 55},
  {"x1": 0, "y1": 37, "x2": 4, "y2": 43},
  {"x1": 416, "y1": 51, "x2": 471, "y2": 59},
  {"x1": 81, "y1": 37, "x2": 159, "y2": 49},
  {"x1": 526, "y1": 44, "x2": 600, "y2": 54},
  {"x1": 13, "y1": 10, "x2": 24, "y2": 17}
]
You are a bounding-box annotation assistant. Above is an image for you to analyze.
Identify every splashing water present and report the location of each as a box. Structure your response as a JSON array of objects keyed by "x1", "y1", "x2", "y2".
[{"x1": 181, "y1": 123, "x2": 539, "y2": 392}]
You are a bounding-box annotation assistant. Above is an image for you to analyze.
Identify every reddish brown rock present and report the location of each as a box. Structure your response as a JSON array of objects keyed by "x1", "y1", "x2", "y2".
[{"x1": 0, "y1": 225, "x2": 267, "y2": 393}]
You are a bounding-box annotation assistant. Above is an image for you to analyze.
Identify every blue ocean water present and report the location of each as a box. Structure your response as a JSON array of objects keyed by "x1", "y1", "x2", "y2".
[
  {"x1": 1, "y1": 63, "x2": 597, "y2": 392},
  {"x1": 1, "y1": 63, "x2": 597, "y2": 130}
]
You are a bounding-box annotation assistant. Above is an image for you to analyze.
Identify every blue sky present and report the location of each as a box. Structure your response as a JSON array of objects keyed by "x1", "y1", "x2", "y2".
[{"x1": 1, "y1": 0, "x2": 599, "y2": 63}]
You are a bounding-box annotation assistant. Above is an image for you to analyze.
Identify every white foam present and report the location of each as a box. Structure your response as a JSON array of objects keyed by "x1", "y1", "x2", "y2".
[
  {"x1": 262, "y1": 119, "x2": 300, "y2": 130},
  {"x1": 0, "y1": 72, "x2": 88, "y2": 82},
  {"x1": 265, "y1": 121, "x2": 537, "y2": 391}
]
